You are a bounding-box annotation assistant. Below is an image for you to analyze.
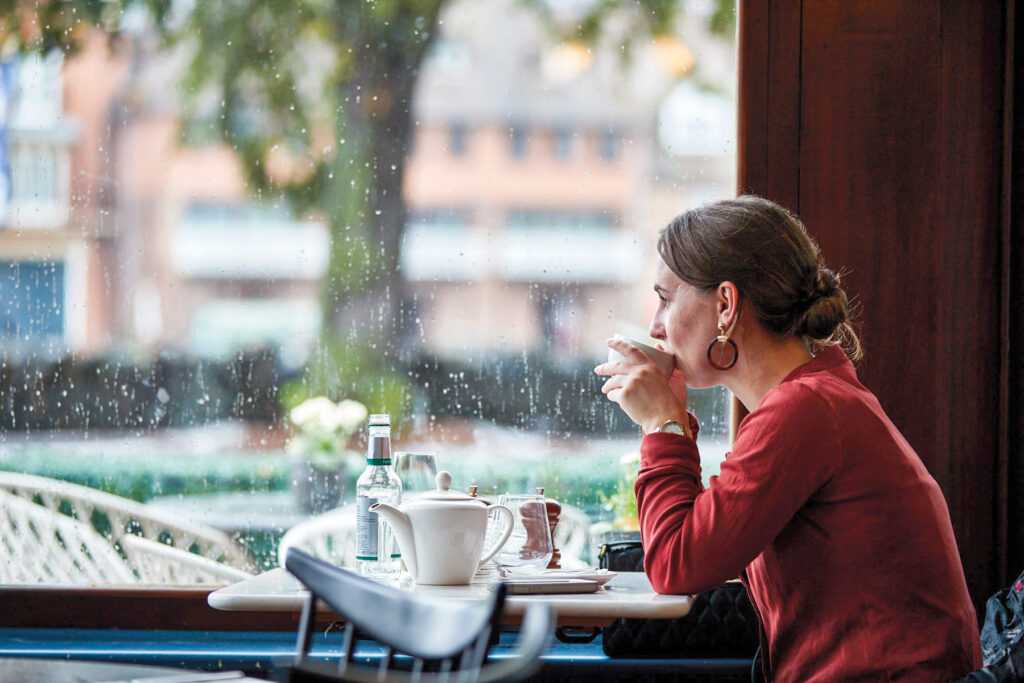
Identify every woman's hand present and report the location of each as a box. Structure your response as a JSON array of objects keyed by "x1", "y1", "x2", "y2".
[{"x1": 594, "y1": 338, "x2": 691, "y2": 437}]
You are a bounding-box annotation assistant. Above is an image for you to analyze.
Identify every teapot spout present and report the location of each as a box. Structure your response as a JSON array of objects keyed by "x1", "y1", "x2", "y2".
[{"x1": 369, "y1": 502, "x2": 416, "y2": 579}]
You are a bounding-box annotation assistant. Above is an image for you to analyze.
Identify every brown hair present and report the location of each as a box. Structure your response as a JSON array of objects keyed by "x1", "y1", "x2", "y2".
[{"x1": 657, "y1": 195, "x2": 862, "y2": 361}]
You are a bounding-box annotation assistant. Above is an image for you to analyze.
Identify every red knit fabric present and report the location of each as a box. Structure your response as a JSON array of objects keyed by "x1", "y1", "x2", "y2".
[{"x1": 635, "y1": 346, "x2": 981, "y2": 682}]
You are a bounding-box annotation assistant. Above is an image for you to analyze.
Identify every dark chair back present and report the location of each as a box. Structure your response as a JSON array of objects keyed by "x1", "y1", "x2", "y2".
[{"x1": 282, "y1": 548, "x2": 553, "y2": 683}]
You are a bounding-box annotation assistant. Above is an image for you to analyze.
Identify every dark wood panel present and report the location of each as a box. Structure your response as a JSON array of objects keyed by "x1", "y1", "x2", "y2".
[
  {"x1": 0, "y1": 586, "x2": 608, "y2": 630},
  {"x1": 734, "y1": 0, "x2": 803, "y2": 433},
  {"x1": 737, "y1": 0, "x2": 802, "y2": 206},
  {"x1": 1007, "y1": 0, "x2": 1024, "y2": 580},
  {"x1": 997, "y1": 0, "x2": 1016, "y2": 587},
  {"x1": 0, "y1": 586, "x2": 305, "y2": 630},
  {"x1": 797, "y1": 0, "x2": 1005, "y2": 610}
]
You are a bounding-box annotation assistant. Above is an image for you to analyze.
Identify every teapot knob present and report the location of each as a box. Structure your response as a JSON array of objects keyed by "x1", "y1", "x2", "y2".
[{"x1": 436, "y1": 471, "x2": 453, "y2": 492}]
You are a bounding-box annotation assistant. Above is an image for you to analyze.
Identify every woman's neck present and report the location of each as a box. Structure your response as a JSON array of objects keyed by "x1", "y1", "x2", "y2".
[{"x1": 725, "y1": 335, "x2": 814, "y2": 412}]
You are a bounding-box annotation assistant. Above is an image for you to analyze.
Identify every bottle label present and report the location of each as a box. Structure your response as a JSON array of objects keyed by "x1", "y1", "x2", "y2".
[{"x1": 356, "y1": 495, "x2": 379, "y2": 560}]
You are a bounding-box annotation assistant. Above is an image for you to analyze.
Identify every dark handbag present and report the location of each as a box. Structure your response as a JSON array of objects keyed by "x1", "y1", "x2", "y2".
[{"x1": 599, "y1": 540, "x2": 760, "y2": 659}]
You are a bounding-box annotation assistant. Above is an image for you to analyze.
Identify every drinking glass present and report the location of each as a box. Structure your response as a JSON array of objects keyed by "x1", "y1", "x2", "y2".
[
  {"x1": 494, "y1": 493, "x2": 553, "y2": 571},
  {"x1": 394, "y1": 452, "x2": 439, "y2": 495}
]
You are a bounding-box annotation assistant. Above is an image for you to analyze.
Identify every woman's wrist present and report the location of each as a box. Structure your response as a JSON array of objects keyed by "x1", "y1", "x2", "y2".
[{"x1": 644, "y1": 412, "x2": 693, "y2": 439}]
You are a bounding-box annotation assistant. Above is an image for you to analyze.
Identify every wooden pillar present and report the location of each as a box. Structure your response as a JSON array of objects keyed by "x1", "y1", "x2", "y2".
[{"x1": 737, "y1": 0, "x2": 1014, "y2": 613}]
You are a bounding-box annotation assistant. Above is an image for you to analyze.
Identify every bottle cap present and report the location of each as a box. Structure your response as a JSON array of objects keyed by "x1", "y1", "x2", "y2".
[{"x1": 368, "y1": 414, "x2": 391, "y2": 427}]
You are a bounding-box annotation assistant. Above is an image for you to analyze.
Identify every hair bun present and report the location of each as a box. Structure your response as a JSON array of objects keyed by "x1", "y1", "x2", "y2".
[
  {"x1": 795, "y1": 268, "x2": 847, "y2": 339},
  {"x1": 814, "y1": 268, "x2": 839, "y2": 298}
]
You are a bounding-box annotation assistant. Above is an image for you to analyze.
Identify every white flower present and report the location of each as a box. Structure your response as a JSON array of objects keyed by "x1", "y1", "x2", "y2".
[
  {"x1": 290, "y1": 397, "x2": 336, "y2": 430},
  {"x1": 321, "y1": 399, "x2": 367, "y2": 433},
  {"x1": 291, "y1": 396, "x2": 368, "y2": 435},
  {"x1": 334, "y1": 399, "x2": 368, "y2": 433}
]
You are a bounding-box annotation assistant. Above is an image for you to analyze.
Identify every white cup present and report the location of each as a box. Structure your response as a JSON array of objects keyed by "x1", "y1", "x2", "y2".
[{"x1": 607, "y1": 335, "x2": 676, "y2": 377}]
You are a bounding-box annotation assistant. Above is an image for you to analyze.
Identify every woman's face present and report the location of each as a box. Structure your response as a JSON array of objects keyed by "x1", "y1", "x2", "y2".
[{"x1": 648, "y1": 259, "x2": 721, "y2": 388}]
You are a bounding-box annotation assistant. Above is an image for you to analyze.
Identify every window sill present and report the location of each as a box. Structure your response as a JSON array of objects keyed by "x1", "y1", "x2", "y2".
[{"x1": 0, "y1": 586, "x2": 307, "y2": 630}]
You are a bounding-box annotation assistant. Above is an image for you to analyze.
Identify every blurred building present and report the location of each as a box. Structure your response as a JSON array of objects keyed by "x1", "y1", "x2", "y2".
[
  {"x1": 401, "y1": 0, "x2": 736, "y2": 360},
  {"x1": 98, "y1": 31, "x2": 327, "y2": 367},
  {"x1": 0, "y1": 0, "x2": 734, "y2": 364},
  {"x1": 0, "y1": 52, "x2": 90, "y2": 355}
]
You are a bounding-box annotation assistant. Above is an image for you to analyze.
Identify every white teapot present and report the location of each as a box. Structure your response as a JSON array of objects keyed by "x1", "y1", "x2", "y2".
[{"x1": 371, "y1": 472, "x2": 514, "y2": 585}]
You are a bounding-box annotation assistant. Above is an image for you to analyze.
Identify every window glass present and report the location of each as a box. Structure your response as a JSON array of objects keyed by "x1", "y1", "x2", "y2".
[
  {"x1": 599, "y1": 129, "x2": 620, "y2": 161},
  {"x1": 11, "y1": 144, "x2": 57, "y2": 203},
  {"x1": 553, "y1": 127, "x2": 573, "y2": 160},
  {"x1": 0, "y1": 261, "x2": 65, "y2": 340},
  {"x1": 506, "y1": 209, "x2": 618, "y2": 231},
  {"x1": 508, "y1": 125, "x2": 529, "y2": 160},
  {"x1": 448, "y1": 122, "x2": 468, "y2": 157},
  {"x1": 0, "y1": 0, "x2": 737, "y2": 582}
]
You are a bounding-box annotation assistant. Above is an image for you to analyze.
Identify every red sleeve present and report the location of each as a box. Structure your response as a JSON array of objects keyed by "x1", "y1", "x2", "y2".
[{"x1": 635, "y1": 384, "x2": 840, "y2": 594}]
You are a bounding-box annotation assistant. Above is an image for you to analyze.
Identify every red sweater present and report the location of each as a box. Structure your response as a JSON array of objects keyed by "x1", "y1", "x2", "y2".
[{"x1": 635, "y1": 346, "x2": 981, "y2": 682}]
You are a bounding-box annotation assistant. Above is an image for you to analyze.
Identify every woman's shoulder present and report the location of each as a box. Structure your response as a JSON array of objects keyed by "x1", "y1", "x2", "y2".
[
  {"x1": 732, "y1": 377, "x2": 845, "y2": 479},
  {"x1": 739, "y1": 374, "x2": 843, "y2": 445},
  {"x1": 761, "y1": 373, "x2": 839, "y2": 418}
]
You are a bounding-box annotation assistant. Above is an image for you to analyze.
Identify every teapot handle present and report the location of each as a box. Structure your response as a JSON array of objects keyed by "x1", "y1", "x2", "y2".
[{"x1": 480, "y1": 505, "x2": 514, "y2": 564}]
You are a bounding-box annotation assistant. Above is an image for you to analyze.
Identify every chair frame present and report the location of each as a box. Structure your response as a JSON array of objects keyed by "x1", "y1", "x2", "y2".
[
  {"x1": 0, "y1": 470, "x2": 252, "y2": 571},
  {"x1": 277, "y1": 505, "x2": 357, "y2": 568},
  {"x1": 0, "y1": 490, "x2": 136, "y2": 585},
  {"x1": 282, "y1": 549, "x2": 553, "y2": 683},
  {"x1": 120, "y1": 534, "x2": 254, "y2": 585}
]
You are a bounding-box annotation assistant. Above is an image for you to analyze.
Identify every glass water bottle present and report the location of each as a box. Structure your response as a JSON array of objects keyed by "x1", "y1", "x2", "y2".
[{"x1": 355, "y1": 413, "x2": 403, "y2": 579}]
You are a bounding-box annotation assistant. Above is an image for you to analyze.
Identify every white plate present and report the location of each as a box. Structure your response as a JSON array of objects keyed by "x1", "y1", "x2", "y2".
[{"x1": 499, "y1": 568, "x2": 618, "y2": 587}]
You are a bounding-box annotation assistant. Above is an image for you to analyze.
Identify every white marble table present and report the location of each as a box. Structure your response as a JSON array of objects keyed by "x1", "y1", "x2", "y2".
[{"x1": 208, "y1": 568, "x2": 693, "y2": 625}]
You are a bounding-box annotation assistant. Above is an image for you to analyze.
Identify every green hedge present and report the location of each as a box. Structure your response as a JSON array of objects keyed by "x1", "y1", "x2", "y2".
[
  {"x1": 0, "y1": 447, "x2": 289, "y2": 502},
  {"x1": 0, "y1": 441, "x2": 630, "y2": 515}
]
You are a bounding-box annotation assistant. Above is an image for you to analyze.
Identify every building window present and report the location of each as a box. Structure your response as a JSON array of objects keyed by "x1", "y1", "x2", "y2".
[
  {"x1": 598, "y1": 128, "x2": 619, "y2": 161},
  {"x1": 0, "y1": 260, "x2": 64, "y2": 340},
  {"x1": 508, "y1": 125, "x2": 528, "y2": 159},
  {"x1": 553, "y1": 127, "x2": 573, "y2": 160},
  {"x1": 11, "y1": 143, "x2": 58, "y2": 204},
  {"x1": 402, "y1": 208, "x2": 474, "y2": 282},
  {"x1": 448, "y1": 122, "x2": 468, "y2": 157},
  {"x1": 407, "y1": 207, "x2": 470, "y2": 229},
  {"x1": 11, "y1": 53, "x2": 63, "y2": 128},
  {"x1": 506, "y1": 208, "x2": 619, "y2": 231}
]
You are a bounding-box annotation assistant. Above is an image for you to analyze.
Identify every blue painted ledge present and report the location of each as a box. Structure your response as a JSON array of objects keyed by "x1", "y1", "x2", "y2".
[{"x1": 0, "y1": 629, "x2": 753, "y2": 680}]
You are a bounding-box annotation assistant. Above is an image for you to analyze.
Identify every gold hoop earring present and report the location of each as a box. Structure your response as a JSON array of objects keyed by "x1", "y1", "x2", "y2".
[{"x1": 706, "y1": 322, "x2": 738, "y2": 370}]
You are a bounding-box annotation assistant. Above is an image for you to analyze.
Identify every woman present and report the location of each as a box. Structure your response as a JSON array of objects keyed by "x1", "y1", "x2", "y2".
[{"x1": 595, "y1": 196, "x2": 981, "y2": 682}]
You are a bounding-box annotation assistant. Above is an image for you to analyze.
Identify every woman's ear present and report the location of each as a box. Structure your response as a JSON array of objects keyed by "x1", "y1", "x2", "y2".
[{"x1": 717, "y1": 282, "x2": 741, "y2": 334}]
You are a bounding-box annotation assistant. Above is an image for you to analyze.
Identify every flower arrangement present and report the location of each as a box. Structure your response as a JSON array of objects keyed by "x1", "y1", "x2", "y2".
[
  {"x1": 287, "y1": 396, "x2": 368, "y2": 513},
  {"x1": 288, "y1": 397, "x2": 368, "y2": 467}
]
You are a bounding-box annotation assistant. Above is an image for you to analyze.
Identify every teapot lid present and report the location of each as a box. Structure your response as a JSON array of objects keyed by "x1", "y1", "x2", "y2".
[{"x1": 407, "y1": 471, "x2": 486, "y2": 506}]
